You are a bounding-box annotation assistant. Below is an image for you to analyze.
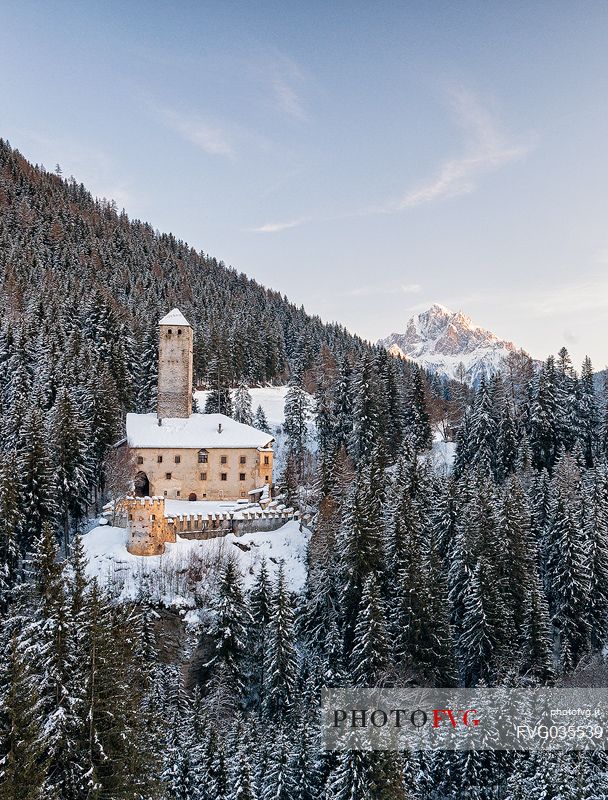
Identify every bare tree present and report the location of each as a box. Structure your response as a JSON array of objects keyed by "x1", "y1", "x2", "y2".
[{"x1": 103, "y1": 445, "x2": 136, "y2": 525}]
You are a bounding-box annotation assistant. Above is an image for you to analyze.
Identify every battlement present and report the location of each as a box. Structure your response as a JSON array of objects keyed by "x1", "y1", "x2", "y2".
[
  {"x1": 124, "y1": 495, "x2": 172, "y2": 556},
  {"x1": 122, "y1": 495, "x2": 299, "y2": 555}
]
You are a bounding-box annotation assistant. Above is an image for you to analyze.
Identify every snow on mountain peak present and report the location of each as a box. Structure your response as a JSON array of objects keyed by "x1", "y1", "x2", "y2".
[{"x1": 378, "y1": 304, "x2": 519, "y2": 385}]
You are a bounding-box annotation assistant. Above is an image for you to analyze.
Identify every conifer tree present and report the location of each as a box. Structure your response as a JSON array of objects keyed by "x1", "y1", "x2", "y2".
[
  {"x1": 233, "y1": 383, "x2": 254, "y2": 426},
  {"x1": 283, "y1": 370, "x2": 311, "y2": 470},
  {"x1": 544, "y1": 453, "x2": 591, "y2": 672},
  {"x1": 350, "y1": 573, "x2": 390, "y2": 687},
  {"x1": 49, "y1": 387, "x2": 94, "y2": 550},
  {"x1": 0, "y1": 633, "x2": 49, "y2": 799},
  {"x1": 263, "y1": 563, "x2": 298, "y2": 720},
  {"x1": 17, "y1": 404, "x2": 55, "y2": 555},
  {"x1": 254, "y1": 404, "x2": 271, "y2": 433},
  {"x1": 204, "y1": 558, "x2": 251, "y2": 708}
]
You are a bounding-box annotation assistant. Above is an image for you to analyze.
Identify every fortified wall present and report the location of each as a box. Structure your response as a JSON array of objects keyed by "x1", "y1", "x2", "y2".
[{"x1": 122, "y1": 496, "x2": 299, "y2": 556}]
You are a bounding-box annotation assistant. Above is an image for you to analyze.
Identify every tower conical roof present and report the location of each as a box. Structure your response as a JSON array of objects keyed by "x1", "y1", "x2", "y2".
[{"x1": 159, "y1": 308, "x2": 190, "y2": 326}]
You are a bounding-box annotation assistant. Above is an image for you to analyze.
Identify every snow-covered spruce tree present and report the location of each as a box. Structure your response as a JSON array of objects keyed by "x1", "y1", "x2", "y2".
[
  {"x1": 349, "y1": 351, "x2": 380, "y2": 467},
  {"x1": 373, "y1": 347, "x2": 405, "y2": 459},
  {"x1": 205, "y1": 352, "x2": 233, "y2": 417},
  {"x1": 496, "y1": 396, "x2": 519, "y2": 481},
  {"x1": 404, "y1": 364, "x2": 432, "y2": 452},
  {"x1": 162, "y1": 702, "x2": 198, "y2": 800},
  {"x1": 583, "y1": 463, "x2": 608, "y2": 651},
  {"x1": 230, "y1": 755, "x2": 258, "y2": 800},
  {"x1": 16, "y1": 403, "x2": 56, "y2": 556},
  {"x1": 233, "y1": 383, "x2": 254, "y2": 426},
  {"x1": 49, "y1": 387, "x2": 94, "y2": 551},
  {"x1": 254, "y1": 404, "x2": 271, "y2": 434},
  {"x1": 458, "y1": 560, "x2": 496, "y2": 687},
  {"x1": 576, "y1": 356, "x2": 597, "y2": 467},
  {"x1": 247, "y1": 559, "x2": 273, "y2": 706},
  {"x1": 283, "y1": 368, "x2": 311, "y2": 471},
  {"x1": 543, "y1": 452, "x2": 591, "y2": 672},
  {"x1": 350, "y1": 572, "x2": 390, "y2": 687},
  {"x1": 468, "y1": 377, "x2": 498, "y2": 476},
  {"x1": 0, "y1": 630, "x2": 49, "y2": 798},
  {"x1": 298, "y1": 493, "x2": 342, "y2": 657},
  {"x1": 337, "y1": 458, "x2": 386, "y2": 653},
  {"x1": 203, "y1": 557, "x2": 251, "y2": 709},
  {"x1": 0, "y1": 454, "x2": 22, "y2": 608},
  {"x1": 528, "y1": 358, "x2": 559, "y2": 472},
  {"x1": 263, "y1": 563, "x2": 298, "y2": 720},
  {"x1": 134, "y1": 322, "x2": 159, "y2": 413},
  {"x1": 260, "y1": 727, "x2": 295, "y2": 800}
]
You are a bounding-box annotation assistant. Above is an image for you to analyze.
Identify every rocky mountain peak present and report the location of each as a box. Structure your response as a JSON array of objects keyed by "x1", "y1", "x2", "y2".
[{"x1": 379, "y1": 304, "x2": 520, "y2": 384}]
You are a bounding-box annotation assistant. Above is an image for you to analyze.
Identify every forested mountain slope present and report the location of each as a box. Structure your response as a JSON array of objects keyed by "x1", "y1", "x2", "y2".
[{"x1": 0, "y1": 138, "x2": 370, "y2": 403}]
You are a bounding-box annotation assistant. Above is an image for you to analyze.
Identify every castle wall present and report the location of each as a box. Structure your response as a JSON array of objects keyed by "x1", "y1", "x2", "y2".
[
  {"x1": 132, "y1": 446, "x2": 273, "y2": 501},
  {"x1": 157, "y1": 322, "x2": 193, "y2": 418},
  {"x1": 123, "y1": 496, "x2": 297, "y2": 555}
]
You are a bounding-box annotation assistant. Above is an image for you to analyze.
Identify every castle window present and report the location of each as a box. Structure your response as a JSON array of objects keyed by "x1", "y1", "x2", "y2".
[
  {"x1": 137, "y1": 456, "x2": 144, "y2": 464},
  {"x1": 241, "y1": 491, "x2": 246, "y2": 497},
  {"x1": 163, "y1": 490, "x2": 167, "y2": 496},
  {"x1": 174, "y1": 455, "x2": 181, "y2": 464},
  {"x1": 221, "y1": 455, "x2": 227, "y2": 465},
  {"x1": 157, "y1": 455, "x2": 163, "y2": 463},
  {"x1": 200, "y1": 472, "x2": 207, "y2": 481},
  {"x1": 176, "y1": 490, "x2": 181, "y2": 497},
  {"x1": 265, "y1": 475, "x2": 269, "y2": 482},
  {"x1": 198, "y1": 450, "x2": 208, "y2": 463},
  {"x1": 177, "y1": 329, "x2": 182, "y2": 335},
  {"x1": 221, "y1": 472, "x2": 227, "y2": 481},
  {"x1": 240, "y1": 456, "x2": 246, "y2": 464},
  {"x1": 128, "y1": 514, "x2": 133, "y2": 521},
  {"x1": 167, "y1": 329, "x2": 172, "y2": 335},
  {"x1": 264, "y1": 455, "x2": 270, "y2": 465},
  {"x1": 239, "y1": 473, "x2": 246, "y2": 481},
  {"x1": 166, "y1": 472, "x2": 172, "y2": 480},
  {"x1": 151, "y1": 514, "x2": 155, "y2": 520}
]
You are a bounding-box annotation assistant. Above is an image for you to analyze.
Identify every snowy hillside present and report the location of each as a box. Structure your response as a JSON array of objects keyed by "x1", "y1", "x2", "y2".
[
  {"x1": 82, "y1": 520, "x2": 310, "y2": 611},
  {"x1": 378, "y1": 303, "x2": 521, "y2": 385}
]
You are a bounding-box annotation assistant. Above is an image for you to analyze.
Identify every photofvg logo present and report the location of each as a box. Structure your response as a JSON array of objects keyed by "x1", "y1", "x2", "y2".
[{"x1": 321, "y1": 688, "x2": 608, "y2": 751}]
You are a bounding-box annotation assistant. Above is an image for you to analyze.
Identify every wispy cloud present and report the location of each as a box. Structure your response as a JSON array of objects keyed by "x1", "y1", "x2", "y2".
[
  {"x1": 522, "y1": 274, "x2": 608, "y2": 317},
  {"x1": 260, "y1": 50, "x2": 309, "y2": 122},
  {"x1": 272, "y1": 76, "x2": 308, "y2": 122},
  {"x1": 248, "y1": 87, "x2": 533, "y2": 232},
  {"x1": 250, "y1": 218, "x2": 307, "y2": 233},
  {"x1": 389, "y1": 88, "x2": 535, "y2": 210},
  {"x1": 154, "y1": 105, "x2": 234, "y2": 157}
]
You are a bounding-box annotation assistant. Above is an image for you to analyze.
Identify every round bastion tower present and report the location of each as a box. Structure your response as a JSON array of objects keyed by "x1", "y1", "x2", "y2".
[{"x1": 157, "y1": 308, "x2": 193, "y2": 419}]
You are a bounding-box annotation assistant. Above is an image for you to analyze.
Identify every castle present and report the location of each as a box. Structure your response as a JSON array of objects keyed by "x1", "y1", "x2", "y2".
[
  {"x1": 126, "y1": 309, "x2": 274, "y2": 502},
  {"x1": 121, "y1": 309, "x2": 289, "y2": 556}
]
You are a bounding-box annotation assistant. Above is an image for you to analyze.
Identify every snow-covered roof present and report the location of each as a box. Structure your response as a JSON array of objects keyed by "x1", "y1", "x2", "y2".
[
  {"x1": 126, "y1": 412, "x2": 274, "y2": 449},
  {"x1": 159, "y1": 308, "x2": 191, "y2": 327}
]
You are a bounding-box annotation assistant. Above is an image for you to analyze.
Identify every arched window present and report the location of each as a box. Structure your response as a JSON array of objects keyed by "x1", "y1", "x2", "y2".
[{"x1": 198, "y1": 449, "x2": 208, "y2": 463}]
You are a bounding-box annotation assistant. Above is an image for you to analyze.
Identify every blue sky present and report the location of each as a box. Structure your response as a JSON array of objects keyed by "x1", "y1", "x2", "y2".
[{"x1": 2, "y1": 1, "x2": 608, "y2": 367}]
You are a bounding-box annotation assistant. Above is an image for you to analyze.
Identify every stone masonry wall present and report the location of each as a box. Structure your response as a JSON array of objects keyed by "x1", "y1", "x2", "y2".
[{"x1": 157, "y1": 322, "x2": 193, "y2": 418}]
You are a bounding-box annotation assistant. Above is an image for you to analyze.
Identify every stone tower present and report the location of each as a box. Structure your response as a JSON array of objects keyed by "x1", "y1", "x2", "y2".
[{"x1": 157, "y1": 308, "x2": 193, "y2": 419}]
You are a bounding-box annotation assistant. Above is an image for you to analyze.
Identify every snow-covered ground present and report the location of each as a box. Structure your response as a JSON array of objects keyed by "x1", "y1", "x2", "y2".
[
  {"x1": 427, "y1": 429, "x2": 457, "y2": 474},
  {"x1": 82, "y1": 520, "x2": 310, "y2": 611}
]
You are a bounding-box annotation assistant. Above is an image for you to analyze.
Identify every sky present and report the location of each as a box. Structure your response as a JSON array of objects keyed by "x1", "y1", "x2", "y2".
[{"x1": 2, "y1": 1, "x2": 608, "y2": 367}]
